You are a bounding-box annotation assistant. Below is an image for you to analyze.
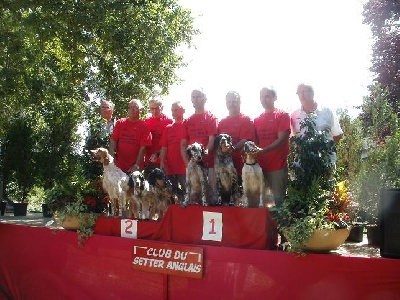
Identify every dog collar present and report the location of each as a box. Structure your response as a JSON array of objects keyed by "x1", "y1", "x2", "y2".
[{"x1": 245, "y1": 162, "x2": 257, "y2": 166}]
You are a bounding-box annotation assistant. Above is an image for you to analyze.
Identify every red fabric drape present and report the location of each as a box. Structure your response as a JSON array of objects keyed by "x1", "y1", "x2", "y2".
[{"x1": 1, "y1": 223, "x2": 400, "y2": 300}]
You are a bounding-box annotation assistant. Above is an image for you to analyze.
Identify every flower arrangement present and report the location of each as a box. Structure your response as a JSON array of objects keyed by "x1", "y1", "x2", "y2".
[
  {"x1": 271, "y1": 114, "x2": 351, "y2": 253},
  {"x1": 326, "y1": 181, "x2": 352, "y2": 229},
  {"x1": 46, "y1": 176, "x2": 108, "y2": 247}
]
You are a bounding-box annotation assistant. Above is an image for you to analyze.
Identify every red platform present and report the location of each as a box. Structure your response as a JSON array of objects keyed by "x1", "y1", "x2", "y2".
[
  {"x1": 94, "y1": 205, "x2": 278, "y2": 249},
  {"x1": 0, "y1": 223, "x2": 400, "y2": 300}
]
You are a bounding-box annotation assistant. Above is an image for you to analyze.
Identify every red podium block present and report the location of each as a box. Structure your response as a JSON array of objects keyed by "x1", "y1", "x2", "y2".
[
  {"x1": 153, "y1": 205, "x2": 277, "y2": 250},
  {"x1": 94, "y1": 205, "x2": 277, "y2": 250},
  {"x1": 94, "y1": 217, "x2": 160, "y2": 239}
]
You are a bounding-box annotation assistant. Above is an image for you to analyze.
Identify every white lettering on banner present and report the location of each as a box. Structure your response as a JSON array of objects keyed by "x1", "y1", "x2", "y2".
[
  {"x1": 202, "y1": 211, "x2": 223, "y2": 241},
  {"x1": 132, "y1": 241, "x2": 204, "y2": 278},
  {"x1": 121, "y1": 219, "x2": 137, "y2": 239}
]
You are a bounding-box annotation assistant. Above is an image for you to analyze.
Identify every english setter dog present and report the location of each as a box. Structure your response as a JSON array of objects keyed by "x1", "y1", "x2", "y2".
[
  {"x1": 181, "y1": 142, "x2": 212, "y2": 207},
  {"x1": 146, "y1": 168, "x2": 176, "y2": 220},
  {"x1": 90, "y1": 147, "x2": 129, "y2": 217},
  {"x1": 241, "y1": 141, "x2": 265, "y2": 208},
  {"x1": 214, "y1": 134, "x2": 239, "y2": 206},
  {"x1": 127, "y1": 170, "x2": 148, "y2": 219}
]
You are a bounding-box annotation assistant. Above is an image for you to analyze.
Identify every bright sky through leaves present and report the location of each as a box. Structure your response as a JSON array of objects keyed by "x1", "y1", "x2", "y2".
[{"x1": 164, "y1": 0, "x2": 372, "y2": 119}]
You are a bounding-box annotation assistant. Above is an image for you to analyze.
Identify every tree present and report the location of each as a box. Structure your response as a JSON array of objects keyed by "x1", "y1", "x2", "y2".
[
  {"x1": 1, "y1": 110, "x2": 38, "y2": 201},
  {"x1": 0, "y1": 0, "x2": 197, "y2": 196},
  {"x1": 363, "y1": 0, "x2": 400, "y2": 116},
  {"x1": 336, "y1": 109, "x2": 364, "y2": 183}
]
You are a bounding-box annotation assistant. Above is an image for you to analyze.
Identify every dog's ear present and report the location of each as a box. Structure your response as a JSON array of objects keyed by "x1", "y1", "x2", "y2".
[
  {"x1": 201, "y1": 144, "x2": 208, "y2": 155},
  {"x1": 213, "y1": 134, "x2": 222, "y2": 150},
  {"x1": 186, "y1": 145, "x2": 192, "y2": 158},
  {"x1": 98, "y1": 148, "x2": 109, "y2": 158},
  {"x1": 227, "y1": 134, "x2": 232, "y2": 145}
]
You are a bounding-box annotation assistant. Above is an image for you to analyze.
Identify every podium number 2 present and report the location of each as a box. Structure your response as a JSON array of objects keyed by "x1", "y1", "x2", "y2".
[
  {"x1": 202, "y1": 212, "x2": 222, "y2": 241},
  {"x1": 121, "y1": 219, "x2": 138, "y2": 239}
]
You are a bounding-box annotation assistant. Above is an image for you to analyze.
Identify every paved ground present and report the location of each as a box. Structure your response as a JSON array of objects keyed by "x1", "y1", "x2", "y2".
[{"x1": 0, "y1": 211, "x2": 381, "y2": 258}]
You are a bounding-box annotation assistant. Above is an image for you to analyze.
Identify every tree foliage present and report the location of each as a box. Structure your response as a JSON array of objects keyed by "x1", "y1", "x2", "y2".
[
  {"x1": 0, "y1": 0, "x2": 197, "y2": 200},
  {"x1": 352, "y1": 85, "x2": 399, "y2": 223},
  {"x1": 336, "y1": 109, "x2": 364, "y2": 183},
  {"x1": 363, "y1": 0, "x2": 400, "y2": 116}
]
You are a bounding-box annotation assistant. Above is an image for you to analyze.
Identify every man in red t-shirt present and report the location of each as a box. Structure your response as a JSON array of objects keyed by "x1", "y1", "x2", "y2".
[
  {"x1": 218, "y1": 91, "x2": 255, "y2": 179},
  {"x1": 109, "y1": 99, "x2": 152, "y2": 173},
  {"x1": 254, "y1": 87, "x2": 290, "y2": 206},
  {"x1": 180, "y1": 88, "x2": 218, "y2": 197},
  {"x1": 160, "y1": 101, "x2": 187, "y2": 201},
  {"x1": 144, "y1": 99, "x2": 173, "y2": 176}
]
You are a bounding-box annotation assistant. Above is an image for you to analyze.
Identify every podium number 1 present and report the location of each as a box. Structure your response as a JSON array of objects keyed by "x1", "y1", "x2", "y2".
[
  {"x1": 209, "y1": 218, "x2": 217, "y2": 234},
  {"x1": 202, "y1": 212, "x2": 222, "y2": 241},
  {"x1": 121, "y1": 219, "x2": 138, "y2": 239}
]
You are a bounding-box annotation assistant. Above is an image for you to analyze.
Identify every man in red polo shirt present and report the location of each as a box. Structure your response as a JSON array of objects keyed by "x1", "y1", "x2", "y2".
[
  {"x1": 218, "y1": 91, "x2": 255, "y2": 181},
  {"x1": 109, "y1": 99, "x2": 152, "y2": 173},
  {"x1": 144, "y1": 99, "x2": 173, "y2": 177},
  {"x1": 160, "y1": 101, "x2": 187, "y2": 201},
  {"x1": 254, "y1": 87, "x2": 290, "y2": 207},
  {"x1": 180, "y1": 88, "x2": 218, "y2": 198}
]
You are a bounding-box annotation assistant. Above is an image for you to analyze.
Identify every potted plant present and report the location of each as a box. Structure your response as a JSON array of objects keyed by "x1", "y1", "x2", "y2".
[
  {"x1": 271, "y1": 114, "x2": 351, "y2": 253},
  {"x1": 49, "y1": 176, "x2": 108, "y2": 247}
]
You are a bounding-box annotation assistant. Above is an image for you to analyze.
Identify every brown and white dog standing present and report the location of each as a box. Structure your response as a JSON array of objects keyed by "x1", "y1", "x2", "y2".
[
  {"x1": 241, "y1": 141, "x2": 265, "y2": 208},
  {"x1": 90, "y1": 147, "x2": 129, "y2": 217},
  {"x1": 146, "y1": 168, "x2": 176, "y2": 220},
  {"x1": 214, "y1": 134, "x2": 239, "y2": 206},
  {"x1": 182, "y1": 142, "x2": 212, "y2": 207}
]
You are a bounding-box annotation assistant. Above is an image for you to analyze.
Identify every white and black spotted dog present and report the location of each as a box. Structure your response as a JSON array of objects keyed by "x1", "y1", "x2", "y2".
[
  {"x1": 89, "y1": 147, "x2": 129, "y2": 217},
  {"x1": 146, "y1": 168, "x2": 176, "y2": 220},
  {"x1": 127, "y1": 170, "x2": 148, "y2": 219},
  {"x1": 241, "y1": 141, "x2": 265, "y2": 208},
  {"x1": 214, "y1": 134, "x2": 239, "y2": 206},
  {"x1": 181, "y1": 142, "x2": 212, "y2": 207}
]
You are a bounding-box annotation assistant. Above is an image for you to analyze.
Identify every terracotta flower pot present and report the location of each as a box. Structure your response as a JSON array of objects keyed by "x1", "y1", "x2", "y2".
[
  {"x1": 304, "y1": 228, "x2": 350, "y2": 252},
  {"x1": 61, "y1": 216, "x2": 80, "y2": 230}
]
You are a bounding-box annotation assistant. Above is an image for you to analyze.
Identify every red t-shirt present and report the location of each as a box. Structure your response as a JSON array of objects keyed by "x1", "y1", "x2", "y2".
[
  {"x1": 183, "y1": 111, "x2": 218, "y2": 168},
  {"x1": 254, "y1": 109, "x2": 290, "y2": 172},
  {"x1": 144, "y1": 114, "x2": 173, "y2": 164},
  {"x1": 110, "y1": 118, "x2": 152, "y2": 172},
  {"x1": 160, "y1": 122, "x2": 186, "y2": 175},
  {"x1": 218, "y1": 114, "x2": 256, "y2": 175}
]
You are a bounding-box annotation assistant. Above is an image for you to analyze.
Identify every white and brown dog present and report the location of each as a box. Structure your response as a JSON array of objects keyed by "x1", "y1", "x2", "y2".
[
  {"x1": 89, "y1": 147, "x2": 129, "y2": 217},
  {"x1": 214, "y1": 134, "x2": 239, "y2": 206},
  {"x1": 182, "y1": 142, "x2": 212, "y2": 207},
  {"x1": 241, "y1": 141, "x2": 265, "y2": 208}
]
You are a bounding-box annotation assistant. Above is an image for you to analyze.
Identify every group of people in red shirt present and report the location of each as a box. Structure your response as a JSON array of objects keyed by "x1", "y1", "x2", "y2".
[{"x1": 106, "y1": 84, "x2": 343, "y2": 207}]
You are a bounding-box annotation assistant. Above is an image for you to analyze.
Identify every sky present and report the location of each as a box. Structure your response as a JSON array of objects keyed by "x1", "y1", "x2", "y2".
[{"x1": 163, "y1": 0, "x2": 373, "y2": 120}]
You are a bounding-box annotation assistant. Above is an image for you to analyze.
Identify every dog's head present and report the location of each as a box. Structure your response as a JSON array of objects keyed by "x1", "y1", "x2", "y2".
[
  {"x1": 147, "y1": 168, "x2": 170, "y2": 189},
  {"x1": 243, "y1": 141, "x2": 259, "y2": 154},
  {"x1": 89, "y1": 147, "x2": 110, "y2": 164},
  {"x1": 187, "y1": 142, "x2": 206, "y2": 163},
  {"x1": 129, "y1": 170, "x2": 146, "y2": 192},
  {"x1": 214, "y1": 134, "x2": 234, "y2": 154}
]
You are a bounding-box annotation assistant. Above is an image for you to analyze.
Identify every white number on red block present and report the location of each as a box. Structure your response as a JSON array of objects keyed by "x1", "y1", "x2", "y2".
[
  {"x1": 121, "y1": 219, "x2": 138, "y2": 239},
  {"x1": 202, "y1": 211, "x2": 222, "y2": 241}
]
